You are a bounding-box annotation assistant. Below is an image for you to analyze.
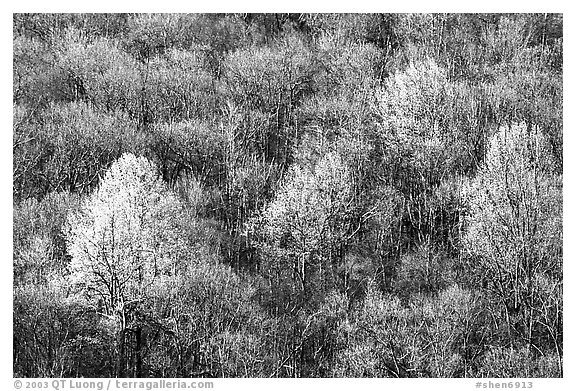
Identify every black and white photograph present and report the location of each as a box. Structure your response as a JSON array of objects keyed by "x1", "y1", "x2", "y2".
[{"x1": 11, "y1": 10, "x2": 564, "y2": 381}]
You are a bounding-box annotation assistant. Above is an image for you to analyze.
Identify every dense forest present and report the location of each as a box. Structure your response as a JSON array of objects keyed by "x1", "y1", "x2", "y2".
[{"x1": 13, "y1": 13, "x2": 563, "y2": 378}]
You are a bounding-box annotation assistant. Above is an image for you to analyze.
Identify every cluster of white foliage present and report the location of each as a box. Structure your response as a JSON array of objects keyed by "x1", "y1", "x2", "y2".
[
  {"x1": 263, "y1": 152, "x2": 352, "y2": 253},
  {"x1": 464, "y1": 122, "x2": 562, "y2": 323},
  {"x1": 464, "y1": 123, "x2": 561, "y2": 269},
  {"x1": 66, "y1": 153, "x2": 183, "y2": 313},
  {"x1": 376, "y1": 58, "x2": 451, "y2": 138}
]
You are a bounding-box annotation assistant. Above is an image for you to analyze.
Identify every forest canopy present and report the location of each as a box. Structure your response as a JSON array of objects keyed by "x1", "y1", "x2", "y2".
[{"x1": 13, "y1": 13, "x2": 562, "y2": 378}]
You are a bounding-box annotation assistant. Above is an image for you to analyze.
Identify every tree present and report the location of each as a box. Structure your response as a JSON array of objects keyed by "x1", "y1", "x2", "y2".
[
  {"x1": 149, "y1": 120, "x2": 226, "y2": 185},
  {"x1": 145, "y1": 263, "x2": 268, "y2": 377},
  {"x1": 13, "y1": 35, "x2": 65, "y2": 106},
  {"x1": 464, "y1": 122, "x2": 562, "y2": 374},
  {"x1": 255, "y1": 152, "x2": 353, "y2": 309},
  {"x1": 66, "y1": 153, "x2": 187, "y2": 376},
  {"x1": 333, "y1": 283, "x2": 485, "y2": 377},
  {"x1": 222, "y1": 34, "x2": 317, "y2": 163},
  {"x1": 372, "y1": 58, "x2": 482, "y2": 278},
  {"x1": 13, "y1": 101, "x2": 141, "y2": 200},
  {"x1": 144, "y1": 48, "x2": 217, "y2": 123},
  {"x1": 56, "y1": 29, "x2": 142, "y2": 121},
  {"x1": 13, "y1": 191, "x2": 80, "y2": 284},
  {"x1": 14, "y1": 279, "x2": 118, "y2": 377}
]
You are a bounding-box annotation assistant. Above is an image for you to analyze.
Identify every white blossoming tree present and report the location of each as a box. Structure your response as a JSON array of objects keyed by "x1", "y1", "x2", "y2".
[
  {"x1": 66, "y1": 153, "x2": 186, "y2": 376},
  {"x1": 67, "y1": 153, "x2": 186, "y2": 313},
  {"x1": 257, "y1": 152, "x2": 353, "y2": 307},
  {"x1": 464, "y1": 123, "x2": 562, "y2": 373}
]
